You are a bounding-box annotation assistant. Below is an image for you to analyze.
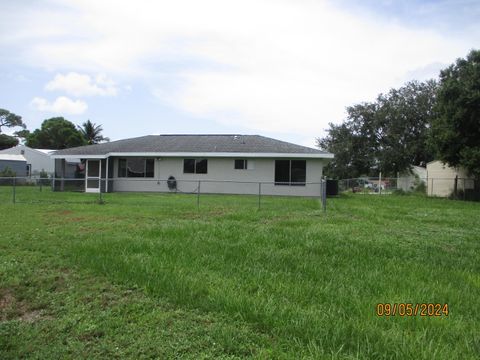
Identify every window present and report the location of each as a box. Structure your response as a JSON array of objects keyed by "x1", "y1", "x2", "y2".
[
  {"x1": 184, "y1": 159, "x2": 208, "y2": 174},
  {"x1": 118, "y1": 158, "x2": 154, "y2": 178},
  {"x1": 234, "y1": 159, "x2": 248, "y2": 170},
  {"x1": 274, "y1": 160, "x2": 306, "y2": 186}
]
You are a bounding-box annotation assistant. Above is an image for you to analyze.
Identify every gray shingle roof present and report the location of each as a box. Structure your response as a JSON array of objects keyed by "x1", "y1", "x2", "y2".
[{"x1": 52, "y1": 134, "x2": 331, "y2": 157}]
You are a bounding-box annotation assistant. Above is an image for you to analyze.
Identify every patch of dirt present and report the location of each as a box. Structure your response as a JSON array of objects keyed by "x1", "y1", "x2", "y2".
[
  {"x1": 19, "y1": 309, "x2": 44, "y2": 323},
  {"x1": 0, "y1": 289, "x2": 49, "y2": 323},
  {"x1": 47, "y1": 209, "x2": 74, "y2": 216},
  {"x1": 0, "y1": 290, "x2": 15, "y2": 311}
]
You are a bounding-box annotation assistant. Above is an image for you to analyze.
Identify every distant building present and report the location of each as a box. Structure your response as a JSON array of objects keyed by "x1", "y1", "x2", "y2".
[
  {"x1": 0, "y1": 154, "x2": 27, "y2": 177},
  {"x1": 426, "y1": 160, "x2": 475, "y2": 197},
  {"x1": 0, "y1": 145, "x2": 55, "y2": 176}
]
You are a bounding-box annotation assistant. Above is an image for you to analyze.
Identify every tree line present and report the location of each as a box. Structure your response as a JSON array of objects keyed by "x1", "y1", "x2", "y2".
[
  {"x1": 317, "y1": 49, "x2": 480, "y2": 180},
  {"x1": 0, "y1": 113, "x2": 109, "y2": 150}
]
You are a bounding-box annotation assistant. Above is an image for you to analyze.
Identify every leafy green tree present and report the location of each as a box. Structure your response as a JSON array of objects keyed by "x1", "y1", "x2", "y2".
[
  {"x1": 0, "y1": 134, "x2": 18, "y2": 150},
  {"x1": 26, "y1": 117, "x2": 86, "y2": 149},
  {"x1": 375, "y1": 80, "x2": 437, "y2": 175},
  {"x1": 0, "y1": 108, "x2": 26, "y2": 150},
  {"x1": 317, "y1": 102, "x2": 378, "y2": 178},
  {"x1": 79, "y1": 120, "x2": 109, "y2": 145},
  {"x1": 0, "y1": 108, "x2": 25, "y2": 133},
  {"x1": 318, "y1": 80, "x2": 437, "y2": 178},
  {"x1": 431, "y1": 49, "x2": 480, "y2": 178}
]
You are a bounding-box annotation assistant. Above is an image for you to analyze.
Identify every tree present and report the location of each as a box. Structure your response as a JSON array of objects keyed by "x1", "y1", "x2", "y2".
[
  {"x1": 26, "y1": 117, "x2": 86, "y2": 149},
  {"x1": 374, "y1": 80, "x2": 437, "y2": 175},
  {"x1": 0, "y1": 108, "x2": 25, "y2": 133},
  {"x1": 317, "y1": 102, "x2": 379, "y2": 179},
  {"x1": 0, "y1": 134, "x2": 18, "y2": 150},
  {"x1": 0, "y1": 108, "x2": 26, "y2": 150},
  {"x1": 317, "y1": 80, "x2": 437, "y2": 178},
  {"x1": 431, "y1": 49, "x2": 480, "y2": 178},
  {"x1": 79, "y1": 120, "x2": 109, "y2": 145}
]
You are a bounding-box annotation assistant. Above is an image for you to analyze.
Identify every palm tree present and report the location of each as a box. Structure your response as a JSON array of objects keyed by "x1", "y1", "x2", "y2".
[{"x1": 79, "y1": 120, "x2": 110, "y2": 145}]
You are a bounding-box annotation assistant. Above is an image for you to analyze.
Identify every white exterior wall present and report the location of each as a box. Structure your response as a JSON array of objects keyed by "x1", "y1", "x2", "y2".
[
  {"x1": 426, "y1": 160, "x2": 475, "y2": 197},
  {"x1": 110, "y1": 157, "x2": 325, "y2": 196},
  {"x1": 0, "y1": 145, "x2": 54, "y2": 175}
]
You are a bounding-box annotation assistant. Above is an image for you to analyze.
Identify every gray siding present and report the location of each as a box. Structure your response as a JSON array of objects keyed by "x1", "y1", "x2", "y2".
[{"x1": 110, "y1": 157, "x2": 325, "y2": 196}]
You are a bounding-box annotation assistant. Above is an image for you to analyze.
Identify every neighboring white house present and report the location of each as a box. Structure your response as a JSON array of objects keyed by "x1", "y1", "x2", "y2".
[
  {"x1": 51, "y1": 134, "x2": 334, "y2": 196},
  {"x1": 426, "y1": 160, "x2": 475, "y2": 197},
  {"x1": 0, "y1": 145, "x2": 54, "y2": 176},
  {"x1": 397, "y1": 165, "x2": 427, "y2": 192},
  {"x1": 0, "y1": 154, "x2": 28, "y2": 177}
]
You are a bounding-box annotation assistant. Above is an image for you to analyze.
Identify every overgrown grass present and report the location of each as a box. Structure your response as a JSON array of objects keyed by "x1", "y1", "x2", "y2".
[{"x1": 1, "y1": 190, "x2": 479, "y2": 359}]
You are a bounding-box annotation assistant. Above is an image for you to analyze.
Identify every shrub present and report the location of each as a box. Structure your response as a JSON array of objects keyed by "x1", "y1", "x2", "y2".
[
  {"x1": 0, "y1": 166, "x2": 16, "y2": 185},
  {"x1": 39, "y1": 169, "x2": 50, "y2": 186},
  {"x1": 0, "y1": 166, "x2": 16, "y2": 177},
  {"x1": 413, "y1": 181, "x2": 426, "y2": 194},
  {"x1": 393, "y1": 188, "x2": 407, "y2": 195}
]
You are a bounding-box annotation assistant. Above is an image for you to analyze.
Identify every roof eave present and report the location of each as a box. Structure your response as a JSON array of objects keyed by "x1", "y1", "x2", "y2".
[{"x1": 51, "y1": 151, "x2": 334, "y2": 159}]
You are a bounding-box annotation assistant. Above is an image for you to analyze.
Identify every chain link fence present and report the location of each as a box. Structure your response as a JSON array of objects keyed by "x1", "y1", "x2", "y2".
[
  {"x1": 0, "y1": 177, "x2": 328, "y2": 211},
  {"x1": 338, "y1": 176, "x2": 479, "y2": 200}
]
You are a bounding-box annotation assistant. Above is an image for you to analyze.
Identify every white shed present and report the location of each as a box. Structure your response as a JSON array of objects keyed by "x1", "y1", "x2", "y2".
[{"x1": 426, "y1": 160, "x2": 475, "y2": 197}]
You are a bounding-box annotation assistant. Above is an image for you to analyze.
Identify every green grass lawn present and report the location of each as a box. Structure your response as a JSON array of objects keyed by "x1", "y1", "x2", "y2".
[{"x1": 1, "y1": 190, "x2": 479, "y2": 359}]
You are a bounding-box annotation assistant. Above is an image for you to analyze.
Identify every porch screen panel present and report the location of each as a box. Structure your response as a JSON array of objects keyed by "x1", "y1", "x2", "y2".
[
  {"x1": 118, "y1": 159, "x2": 127, "y2": 177},
  {"x1": 88, "y1": 160, "x2": 100, "y2": 177},
  {"x1": 127, "y1": 157, "x2": 145, "y2": 177},
  {"x1": 145, "y1": 159, "x2": 154, "y2": 177}
]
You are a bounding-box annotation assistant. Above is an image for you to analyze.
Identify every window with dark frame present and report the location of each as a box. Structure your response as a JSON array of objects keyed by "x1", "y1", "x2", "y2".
[
  {"x1": 234, "y1": 159, "x2": 247, "y2": 170},
  {"x1": 274, "y1": 160, "x2": 306, "y2": 186},
  {"x1": 183, "y1": 159, "x2": 208, "y2": 174},
  {"x1": 117, "y1": 158, "x2": 154, "y2": 178}
]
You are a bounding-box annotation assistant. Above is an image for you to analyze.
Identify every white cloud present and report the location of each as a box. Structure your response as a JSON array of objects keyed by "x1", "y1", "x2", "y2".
[
  {"x1": 30, "y1": 96, "x2": 88, "y2": 115},
  {"x1": 45, "y1": 72, "x2": 117, "y2": 97},
  {"x1": 3, "y1": 0, "x2": 479, "y2": 139}
]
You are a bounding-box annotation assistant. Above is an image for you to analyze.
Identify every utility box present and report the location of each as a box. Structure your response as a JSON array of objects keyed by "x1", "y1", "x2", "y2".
[{"x1": 326, "y1": 179, "x2": 338, "y2": 196}]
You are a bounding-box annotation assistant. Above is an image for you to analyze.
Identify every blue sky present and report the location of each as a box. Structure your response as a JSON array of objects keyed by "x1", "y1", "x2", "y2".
[{"x1": 0, "y1": 0, "x2": 478, "y2": 148}]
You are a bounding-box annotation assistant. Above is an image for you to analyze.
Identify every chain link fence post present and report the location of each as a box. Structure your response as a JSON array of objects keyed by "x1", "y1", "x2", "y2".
[
  {"x1": 258, "y1": 182, "x2": 261, "y2": 210},
  {"x1": 197, "y1": 180, "x2": 201, "y2": 209},
  {"x1": 12, "y1": 177, "x2": 16, "y2": 204},
  {"x1": 322, "y1": 177, "x2": 327, "y2": 212}
]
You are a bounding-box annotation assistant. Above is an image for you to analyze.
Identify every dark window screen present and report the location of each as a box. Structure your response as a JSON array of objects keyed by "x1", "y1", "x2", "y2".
[
  {"x1": 275, "y1": 160, "x2": 290, "y2": 185},
  {"x1": 234, "y1": 159, "x2": 246, "y2": 169},
  {"x1": 291, "y1": 160, "x2": 306, "y2": 185},
  {"x1": 184, "y1": 159, "x2": 195, "y2": 173},
  {"x1": 196, "y1": 159, "x2": 208, "y2": 174}
]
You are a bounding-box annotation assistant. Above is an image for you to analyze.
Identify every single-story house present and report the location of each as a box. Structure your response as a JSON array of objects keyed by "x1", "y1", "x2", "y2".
[
  {"x1": 397, "y1": 165, "x2": 427, "y2": 192},
  {"x1": 426, "y1": 160, "x2": 475, "y2": 197},
  {"x1": 0, "y1": 154, "x2": 27, "y2": 177},
  {"x1": 51, "y1": 134, "x2": 334, "y2": 196}
]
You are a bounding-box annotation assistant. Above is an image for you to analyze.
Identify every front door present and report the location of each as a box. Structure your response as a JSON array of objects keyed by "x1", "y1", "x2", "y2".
[{"x1": 85, "y1": 159, "x2": 101, "y2": 193}]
